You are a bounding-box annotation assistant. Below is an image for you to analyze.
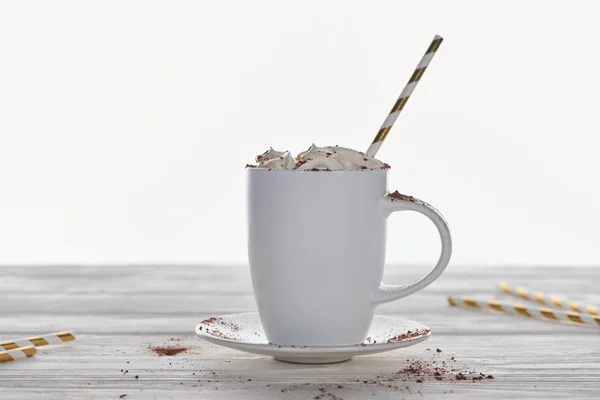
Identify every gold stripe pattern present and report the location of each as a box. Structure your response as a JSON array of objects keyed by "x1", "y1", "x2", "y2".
[
  {"x1": 568, "y1": 301, "x2": 581, "y2": 312},
  {"x1": 567, "y1": 312, "x2": 584, "y2": 324},
  {"x1": 551, "y1": 297, "x2": 562, "y2": 307},
  {"x1": 0, "y1": 346, "x2": 36, "y2": 363},
  {"x1": 449, "y1": 295, "x2": 600, "y2": 327},
  {"x1": 408, "y1": 67, "x2": 427, "y2": 83},
  {"x1": 391, "y1": 96, "x2": 409, "y2": 114},
  {"x1": 372, "y1": 126, "x2": 392, "y2": 144},
  {"x1": 499, "y1": 283, "x2": 510, "y2": 293},
  {"x1": 57, "y1": 332, "x2": 76, "y2": 342},
  {"x1": 426, "y1": 38, "x2": 443, "y2": 54},
  {"x1": 533, "y1": 292, "x2": 545, "y2": 303},
  {"x1": 0, "y1": 332, "x2": 76, "y2": 351},
  {"x1": 516, "y1": 287, "x2": 529, "y2": 300},
  {"x1": 21, "y1": 346, "x2": 36, "y2": 357},
  {"x1": 30, "y1": 337, "x2": 49, "y2": 347},
  {"x1": 540, "y1": 308, "x2": 558, "y2": 320},
  {"x1": 488, "y1": 301, "x2": 504, "y2": 312},
  {"x1": 0, "y1": 342, "x2": 19, "y2": 350},
  {"x1": 463, "y1": 297, "x2": 479, "y2": 308},
  {"x1": 514, "y1": 305, "x2": 532, "y2": 317},
  {"x1": 587, "y1": 305, "x2": 598, "y2": 315}
]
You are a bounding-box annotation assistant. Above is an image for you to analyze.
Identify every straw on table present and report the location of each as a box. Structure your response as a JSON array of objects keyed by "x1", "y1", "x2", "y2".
[
  {"x1": 499, "y1": 283, "x2": 598, "y2": 315},
  {"x1": 0, "y1": 346, "x2": 36, "y2": 363},
  {"x1": 366, "y1": 35, "x2": 443, "y2": 157},
  {"x1": 0, "y1": 331, "x2": 75, "y2": 351},
  {"x1": 448, "y1": 296, "x2": 600, "y2": 327}
]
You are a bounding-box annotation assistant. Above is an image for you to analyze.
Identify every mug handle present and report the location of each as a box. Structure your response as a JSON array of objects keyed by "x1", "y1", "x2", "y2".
[{"x1": 371, "y1": 192, "x2": 452, "y2": 305}]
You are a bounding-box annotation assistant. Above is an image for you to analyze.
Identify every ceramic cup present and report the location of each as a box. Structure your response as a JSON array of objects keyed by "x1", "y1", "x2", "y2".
[{"x1": 247, "y1": 169, "x2": 451, "y2": 346}]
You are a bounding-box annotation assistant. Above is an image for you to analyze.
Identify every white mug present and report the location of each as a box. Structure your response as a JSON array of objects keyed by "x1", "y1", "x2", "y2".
[{"x1": 248, "y1": 169, "x2": 451, "y2": 346}]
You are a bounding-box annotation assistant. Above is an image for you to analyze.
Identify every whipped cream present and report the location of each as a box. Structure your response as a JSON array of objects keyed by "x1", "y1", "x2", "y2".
[{"x1": 250, "y1": 144, "x2": 389, "y2": 171}]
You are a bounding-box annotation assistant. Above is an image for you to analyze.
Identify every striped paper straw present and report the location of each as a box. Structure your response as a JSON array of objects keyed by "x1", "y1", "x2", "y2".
[
  {"x1": 0, "y1": 346, "x2": 37, "y2": 363},
  {"x1": 0, "y1": 331, "x2": 75, "y2": 351},
  {"x1": 448, "y1": 296, "x2": 600, "y2": 327},
  {"x1": 366, "y1": 35, "x2": 443, "y2": 157},
  {"x1": 499, "y1": 283, "x2": 599, "y2": 315}
]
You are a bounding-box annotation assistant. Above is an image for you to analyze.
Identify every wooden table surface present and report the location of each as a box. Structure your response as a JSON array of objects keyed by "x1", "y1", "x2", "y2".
[{"x1": 1, "y1": 265, "x2": 598, "y2": 399}]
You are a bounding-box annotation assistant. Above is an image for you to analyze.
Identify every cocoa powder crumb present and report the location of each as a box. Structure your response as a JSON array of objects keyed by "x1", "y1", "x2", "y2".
[
  {"x1": 386, "y1": 191, "x2": 419, "y2": 203},
  {"x1": 455, "y1": 373, "x2": 468, "y2": 381},
  {"x1": 295, "y1": 159, "x2": 308, "y2": 169},
  {"x1": 149, "y1": 346, "x2": 188, "y2": 357},
  {"x1": 245, "y1": 164, "x2": 257, "y2": 168},
  {"x1": 397, "y1": 357, "x2": 493, "y2": 385},
  {"x1": 387, "y1": 328, "x2": 430, "y2": 343}
]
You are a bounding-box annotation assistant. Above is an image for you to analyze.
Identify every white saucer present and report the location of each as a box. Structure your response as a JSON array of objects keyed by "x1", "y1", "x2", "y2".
[{"x1": 195, "y1": 313, "x2": 431, "y2": 364}]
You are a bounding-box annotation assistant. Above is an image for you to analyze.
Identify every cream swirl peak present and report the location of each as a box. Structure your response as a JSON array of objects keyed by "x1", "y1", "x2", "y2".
[{"x1": 251, "y1": 144, "x2": 389, "y2": 171}]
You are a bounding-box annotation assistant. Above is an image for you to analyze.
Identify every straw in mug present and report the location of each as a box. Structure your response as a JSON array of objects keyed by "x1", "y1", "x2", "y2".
[
  {"x1": 0, "y1": 331, "x2": 76, "y2": 351},
  {"x1": 0, "y1": 346, "x2": 37, "y2": 363},
  {"x1": 366, "y1": 35, "x2": 443, "y2": 157},
  {"x1": 448, "y1": 296, "x2": 600, "y2": 327}
]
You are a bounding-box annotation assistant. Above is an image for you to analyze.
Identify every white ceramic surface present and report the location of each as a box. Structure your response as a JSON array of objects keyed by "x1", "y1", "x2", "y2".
[
  {"x1": 247, "y1": 169, "x2": 451, "y2": 346},
  {"x1": 195, "y1": 313, "x2": 431, "y2": 364}
]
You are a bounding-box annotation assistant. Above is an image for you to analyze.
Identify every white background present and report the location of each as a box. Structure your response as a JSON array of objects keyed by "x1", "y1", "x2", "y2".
[{"x1": 0, "y1": 1, "x2": 598, "y2": 266}]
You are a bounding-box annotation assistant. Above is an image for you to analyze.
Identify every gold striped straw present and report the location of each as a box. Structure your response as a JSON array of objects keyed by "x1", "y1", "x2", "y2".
[
  {"x1": 0, "y1": 331, "x2": 76, "y2": 351},
  {"x1": 366, "y1": 35, "x2": 443, "y2": 156},
  {"x1": 499, "y1": 283, "x2": 599, "y2": 315},
  {"x1": 0, "y1": 346, "x2": 37, "y2": 363},
  {"x1": 448, "y1": 296, "x2": 600, "y2": 327}
]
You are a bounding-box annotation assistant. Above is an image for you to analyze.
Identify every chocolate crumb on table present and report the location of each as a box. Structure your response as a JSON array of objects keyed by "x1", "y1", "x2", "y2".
[
  {"x1": 245, "y1": 164, "x2": 256, "y2": 168},
  {"x1": 396, "y1": 355, "x2": 494, "y2": 384},
  {"x1": 149, "y1": 346, "x2": 188, "y2": 357}
]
